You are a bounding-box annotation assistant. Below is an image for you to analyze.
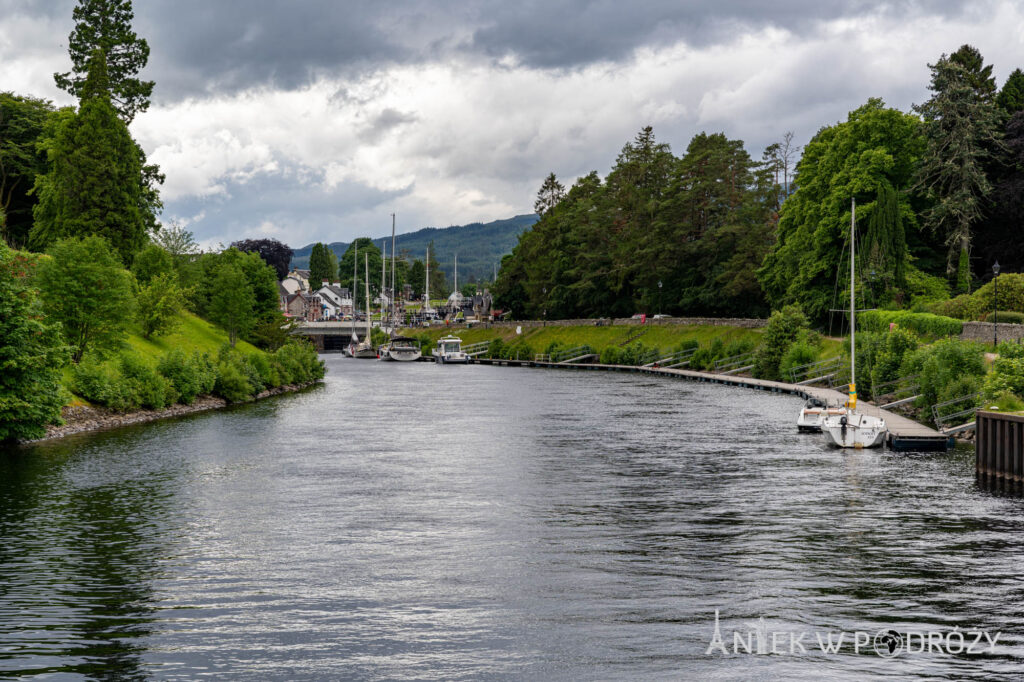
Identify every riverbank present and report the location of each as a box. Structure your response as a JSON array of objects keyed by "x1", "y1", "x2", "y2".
[{"x1": 33, "y1": 380, "x2": 321, "y2": 443}]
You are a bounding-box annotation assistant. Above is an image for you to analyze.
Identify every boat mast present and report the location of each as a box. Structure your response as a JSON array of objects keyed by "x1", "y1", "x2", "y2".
[
  {"x1": 353, "y1": 241, "x2": 358, "y2": 322},
  {"x1": 391, "y1": 213, "x2": 397, "y2": 332},
  {"x1": 425, "y1": 245, "x2": 430, "y2": 315},
  {"x1": 365, "y1": 253, "x2": 371, "y2": 343},
  {"x1": 381, "y1": 240, "x2": 386, "y2": 326},
  {"x1": 850, "y1": 197, "x2": 857, "y2": 411}
]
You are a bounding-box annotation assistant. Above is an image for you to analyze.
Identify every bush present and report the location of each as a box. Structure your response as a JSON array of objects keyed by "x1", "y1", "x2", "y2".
[
  {"x1": 214, "y1": 359, "x2": 254, "y2": 403},
  {"x1": 983, "y1": 354, "x2": 1024, "y2": 400},
  {"x1": 779, "y1": 341, "x2": 819, "y2": 382},
  {"x1": 500, "y1": 340, "x2": 533, "y2": 360},
  {"x1": 273, "y1": 340, "x2": 325, "y2": 384},
  {"x1": 249, "y1": 351, "x2": 282, "y2": 389},
  {"x1": 600, "y1": 346, "x2": 620, "y2": 364},
  {"x1": 983, "y1": 311, "x2": 1024, "y2": 324},
  {"x1": 974, "y1": 273, "x2": 1024, "y2": 315},
  {"x1": 929, "y1": 294, "x2": 982, "y2": 320},
  {"x1": 752, "y1": 305, "x2": 808, "y2": 380},
  {"x1": 119, "y1": 352, "x2": 173, "y2": 410},
  {"x1": 72, "y1": 358, "x2": 134, "y2": 412},
  {"x1": 900, "y1": 339, "x2": 986, "y2": 407},
  {"x1": 859, "y1": 310, "x2": 963, "y2": 338},
  {"x1": 157, "y1": 350, "x2": 216, "y2": 405},
  {"x1": 690, "y1": 338, "x2": 725, "y2": 371},
  {"x1": 868, "y1": 327, "x2": 919, "y2": 392},
  {"x1": 487, "y1": 338, "x2": 505, "y2": 359}
]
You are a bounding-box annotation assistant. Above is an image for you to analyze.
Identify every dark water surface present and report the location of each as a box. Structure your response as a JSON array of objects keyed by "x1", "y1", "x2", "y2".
[{"x1": 2, "y1": 356, "x2": 1023, "y2": 680}]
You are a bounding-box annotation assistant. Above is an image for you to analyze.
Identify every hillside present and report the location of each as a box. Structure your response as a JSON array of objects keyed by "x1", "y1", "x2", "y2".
[{"x1": 289, "y1": 214, "x2": 537, "y2": 283}]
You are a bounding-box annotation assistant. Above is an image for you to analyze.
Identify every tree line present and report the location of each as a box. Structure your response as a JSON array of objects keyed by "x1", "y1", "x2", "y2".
[{"x1": 496, "y1": 45, "x2": 1024, "y2": 324}]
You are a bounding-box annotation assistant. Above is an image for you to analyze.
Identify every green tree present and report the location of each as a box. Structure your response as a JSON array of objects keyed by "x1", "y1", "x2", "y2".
[
  {"x1": 534, "y1": 172, "x2": 565, "y2": 215},
  {"x1": 30, "y1": 50, "x2": 149, "y2": 263},
  {"x1": 752, "y1": 305, "x2": 810, "y2": 380},
  {"x1": 759, "y1": 99, "x2": 926, "y2": 321},
  {"x1": 152, "y1": 220, "x2": 198, "y2": 257},
  {"x1": 36, "y1": 235, "x2": 136, "y2": 363},
  {"x1": 308, "y1": 242, "x2": 336, "y2": 290},
  {"x1": 209, "y1": 265, "x2": 255, "y2": 347},
  {"x1": 337, "y1": 238, "x2": 383, "y2": 308},
  {"x1": 131, "y1": 241, "x2": 174, "y2": 285},
  {"x1": 408, "y1": 259, "x2": 425, "y2": 298},
  {"x1": 137, "y1": 271, "x2": 187, "y2": 338},
  {"x1": 0, "y1": 93, "x2": 54, "y2": 249},
  {"x1": 863, "y1": 183, "x2": 907, "y2": 293},
  {"x1": 195, "y1": 247, "x2": 277, "y2": 326},
  {"x1": 0, "y1": 244, "x2": 69, "y2": 441},
  {"x1": 997, "y1": 68, "x2": 1024, "y2": 115},
  {"x1": 913, "y1": 47, "x2": 1002, "y2": 292},
  {"x1": 53, "y1": 0, "x2": 153, "y2": 124}
]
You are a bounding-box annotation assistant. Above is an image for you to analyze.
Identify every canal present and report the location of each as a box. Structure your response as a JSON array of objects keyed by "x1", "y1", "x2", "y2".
[{"x1": 1, "y1": 355, "x2": 1022, "y2": 679}]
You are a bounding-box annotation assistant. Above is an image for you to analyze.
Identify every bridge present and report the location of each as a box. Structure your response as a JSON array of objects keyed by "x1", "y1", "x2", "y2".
[{"x1": 292, "y1": 321, "x2": 377, "y2": 351}]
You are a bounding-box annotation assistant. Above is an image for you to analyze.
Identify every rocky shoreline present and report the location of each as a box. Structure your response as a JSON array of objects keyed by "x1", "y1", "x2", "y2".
[{"x1": 33, "y1": 381, "x2": 321, "y2": 443}]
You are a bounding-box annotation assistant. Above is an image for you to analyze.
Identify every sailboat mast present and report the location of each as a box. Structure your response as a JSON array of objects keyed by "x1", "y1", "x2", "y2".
[
  {"x1": 391, "y1": 213, "x2": 397, "y2": 330},
  {"x1": 850, "y1": 197, "x2": 857, "y2": 410},
  {"x1": 425, "y1": 245, "x2": 430, "y2": 313},
  {"x1": 381, "y1": 241, "x2": 386, "y2": 325},
  {"x1": 454, "y1": 253, "x2": 458, "y2": 293},
  {"x1": 353, "y1": 242, "x2": 358, "y2": 317},
  {"x1": 365, "y1": 253, "x2": 371, "y2": 342}
]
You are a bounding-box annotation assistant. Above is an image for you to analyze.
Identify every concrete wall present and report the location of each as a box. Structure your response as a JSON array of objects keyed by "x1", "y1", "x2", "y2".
[{"x1": 961, "y1": 321, "x2": 1024, "y2": 344}]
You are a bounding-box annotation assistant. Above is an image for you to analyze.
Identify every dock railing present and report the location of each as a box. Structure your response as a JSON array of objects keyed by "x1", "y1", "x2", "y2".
[
  {"x1": 642, "y1": 347, "x2": 698, "y2": 368},
  {"x1": 714, "y1": 351, "x2": 755, "y2": 375},
  {"x1": 873, "y1": 375, "x2": 921, "y2": 409},
  {"x1": 462, "y1": 341, "x2": 490, "y2": 357},
  {"x1": 787, "y1": 356, "x2": 842, "y2": 385},
  {"x1": 932, "y1": 393, "x2": 980, "y2": 434}
]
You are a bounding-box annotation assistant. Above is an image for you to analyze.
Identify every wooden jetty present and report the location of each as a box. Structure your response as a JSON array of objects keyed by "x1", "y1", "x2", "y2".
[{"x1": 471, "y1": 357, "x2": 952, "y2": 451}]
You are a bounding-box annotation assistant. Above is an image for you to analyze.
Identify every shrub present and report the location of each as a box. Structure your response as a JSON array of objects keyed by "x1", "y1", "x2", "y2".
[
  {"x1": 249, "y1": 351, "x2": 282, "y2": 389},
  {"x1": 600, "y1": 346, "x2": 620, "y2": 364},
  {"x1": 983, "y1": 311, "x2": 1024, "y2": 324},
  {"x1": 859, "y1": 310, "x2": 962, "y2": 338},
  {"x1": 900, "y1": 339, "x2": 986, "y2": 407},
  {"x1": 500, "y1": 340, "x2": 533, "y2": 360},
  {"x1": 72, "y1": 358, "x2": 133, "y2": 412},
  {"x1": 119, "y1": 352, "x2": 173, "y2": 410},
  {"x1": 487, "y1": 338, "x2": 505, "y2": 359},
  {"x1": 214, "y1": 359, "x2": 253, "y2": 403},
  {"x1": 157, "y1": 350, "x2": 216, "y2": 404},
  {"x1": 974, "y1": 273, "x2": 1024, "y2": 315},
  {"x1": 273, "y1": 340, "x2": 325, "y2": 384},
  {"x1": 752, "y1": 305, "x2": 808, "y2": 380},
  {"x1": 868, "y1": 327, "x2": 919, "y2": 392},
  {"x1": 983, "y1": 354, "x2": 1024, "y2": 400},
  {"x1": 929, "y1": 294, "x2": 982, "y2": 320},
  {"x1": 779, "y1": 341, "x2": 819, "y2": 382}
]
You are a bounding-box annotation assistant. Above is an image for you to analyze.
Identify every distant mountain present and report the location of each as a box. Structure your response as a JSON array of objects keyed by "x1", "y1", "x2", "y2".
[{"x1": 289, "y1": 214, "x2": 537, "y2": 283}]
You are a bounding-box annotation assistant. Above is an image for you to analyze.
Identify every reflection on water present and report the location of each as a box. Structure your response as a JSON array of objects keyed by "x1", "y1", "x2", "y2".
[{"x1": 2, "y1": 358, "x2": 1024, "y2": 680}]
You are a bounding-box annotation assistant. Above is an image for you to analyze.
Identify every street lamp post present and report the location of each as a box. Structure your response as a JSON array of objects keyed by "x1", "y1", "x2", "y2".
[
  {"x1": 543, "y1": 287, "x2": 547, "y2": 327},
  {"x1": 658, "y1": 280, "x2": 663, "y2": 315},
  {"x1": 994, "y1": 261, "x2": 1000, "y2": 347}
]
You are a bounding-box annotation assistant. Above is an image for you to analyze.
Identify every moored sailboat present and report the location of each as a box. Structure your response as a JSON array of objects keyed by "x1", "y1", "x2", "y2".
[{"x1": 821, "y1": 198, "x2": 887, "y2": 449}]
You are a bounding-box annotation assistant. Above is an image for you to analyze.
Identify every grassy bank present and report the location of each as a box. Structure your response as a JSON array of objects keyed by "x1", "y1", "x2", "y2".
[{"x1": 402, "y1": 322, "x2": 843, "y2": 361}]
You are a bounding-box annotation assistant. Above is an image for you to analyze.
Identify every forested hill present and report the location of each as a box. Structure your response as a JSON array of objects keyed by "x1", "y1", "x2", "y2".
[{"x1": 289, "y1": 214, "x2": 537, "y2": 282}]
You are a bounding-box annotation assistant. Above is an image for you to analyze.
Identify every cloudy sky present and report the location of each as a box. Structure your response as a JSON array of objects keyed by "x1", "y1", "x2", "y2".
[{"x1": 2, "y1": 1, "x2": 1023, "y2": 248}]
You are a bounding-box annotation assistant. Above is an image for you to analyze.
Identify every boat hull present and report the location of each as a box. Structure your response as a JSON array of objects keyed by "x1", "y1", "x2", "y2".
[
  {"x1": 821, "y1": 413, "x2": 887, "y2": 449},
  {"x1": 387, "y1": 349, "x2": 421, "y2": 362}
]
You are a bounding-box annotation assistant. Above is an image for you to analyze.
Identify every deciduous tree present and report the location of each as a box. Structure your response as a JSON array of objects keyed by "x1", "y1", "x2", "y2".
[
  {"x1": 0, "y1": 244, "x2": 69, "y2": 441},
  {"x1": 0, "y1": 93, "x2": 54, "y2": 249},
  {"x1": 36, "y1": 235, "x2": 136, "y2": 363},
  {"x1": 230, "y1": 238, "x2": 293, "y2": 280},
  {"x1": 209, "y1": 265, "x2": 255, "y2": 347}
]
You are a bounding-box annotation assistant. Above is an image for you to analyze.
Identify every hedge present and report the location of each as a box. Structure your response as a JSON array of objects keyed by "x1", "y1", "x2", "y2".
[{"x1": 858, "y1": 310, "x2": 962, "y2": 338}]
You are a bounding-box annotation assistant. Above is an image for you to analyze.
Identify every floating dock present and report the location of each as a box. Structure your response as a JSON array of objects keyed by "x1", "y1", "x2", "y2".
[
  {"x1": 471, "y1": 358, "x2": 952, "y2": 451},
  {"x1": 976, "y1": 410, "x2": 1024, "y2": 490}
]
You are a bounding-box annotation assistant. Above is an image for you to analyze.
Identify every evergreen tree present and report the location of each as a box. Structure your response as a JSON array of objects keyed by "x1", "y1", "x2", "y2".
[
  {"x1": 913, "y1": 48, "x2": 1002, "y2": 292},
  {"x1": 409, "y1": 259, "x2": 425, "y2": 298},
  {"x1": 534, "y1": 172, "x2": 565, "y2": 215},
  {"x1": 30, "y1": 50, "x2": 149, "y2": 264},
  {"x1": 997, "y1": 68, "x2": 1024, "y2": 115},
  {"x1": 53, "y1": 0, "x2": 153, "y2": 124},
  {"x1": 0, "y1": 93, "x2": 54, "y2": 249},
  {"x1": 0, "y1": 244, "x2": 69, "y2": 441},
  {"x1": 308, "y1": 243, "x2": 327, "y2": 289},
  {"x1": 864, "y1": 183, "x2": 907, "y2": 292}
]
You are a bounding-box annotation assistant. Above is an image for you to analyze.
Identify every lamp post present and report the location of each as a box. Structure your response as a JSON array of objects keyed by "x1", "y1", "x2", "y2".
[
  {"x1": 994, "y1": 261, "x2": 1000, "y2": 347},
  {"x1": 543, "y1": 287, "x2": 547, "y2": 327},
  {"x1": 658, "y1": 280, "x2": 663, "y2": 315}
]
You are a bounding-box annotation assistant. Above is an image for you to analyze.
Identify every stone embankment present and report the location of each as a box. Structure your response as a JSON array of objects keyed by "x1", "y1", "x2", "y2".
[
  {"x1": 35, "y1": 382, "x2": 320, "y2": 442},
  {"x1": 961, "y1": 321, "x2": 1024, "y2": 343}
]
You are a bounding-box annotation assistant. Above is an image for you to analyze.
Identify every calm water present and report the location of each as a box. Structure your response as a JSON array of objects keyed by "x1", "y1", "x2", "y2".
[{"x1": 2, "y1": 356, "x2": 1023, "y2": 680}]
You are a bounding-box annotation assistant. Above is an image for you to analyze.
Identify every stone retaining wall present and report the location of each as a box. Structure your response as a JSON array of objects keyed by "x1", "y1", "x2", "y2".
[
  {"x1": 446, "y1": 316, "x2": 768, "y2": 330},
  {"x1": 961, "y1": 321, "x2": 1024, "y2": 343}
]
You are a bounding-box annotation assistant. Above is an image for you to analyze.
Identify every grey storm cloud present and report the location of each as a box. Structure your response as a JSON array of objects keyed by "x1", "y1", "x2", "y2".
[{"x1": 10, "y1": 0, "x2": 975, "y2": 101}]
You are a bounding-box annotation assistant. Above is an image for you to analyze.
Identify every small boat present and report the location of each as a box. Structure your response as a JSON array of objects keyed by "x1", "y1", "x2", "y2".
[
  {"x1": 796, "y1": 397, "x2": 847, "y2": 433},
  {"x1": 382, "y1": 336, "x2": 422, "y2": 362},
  {"x1": 435, "y1": 335, "x2": 468, "y2": 364},
  {"x1": 821, "y1": 198, "x2": 887, "y2": 449}
]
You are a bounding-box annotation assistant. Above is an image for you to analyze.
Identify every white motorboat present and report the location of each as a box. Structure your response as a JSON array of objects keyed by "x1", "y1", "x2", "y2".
[
  {"x1": 797, "y1": 397, "x2": 847, "y2": 433},
  {"x1": 821, "y1": 198, "x2": 888, "y2": 449},
  {"x1": 382, "y1": 336, "x2": 422, "y2": 362},
  {"x1": 435, "y1": 335, "x2": 468, "y2": 364}
]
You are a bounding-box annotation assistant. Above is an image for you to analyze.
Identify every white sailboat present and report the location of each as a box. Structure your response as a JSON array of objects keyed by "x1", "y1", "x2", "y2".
[
  {"x1": 821, "y1": 198, "x2": 887, "y2": 449},
  {"x1": 351, "y1": 252, "x2": 377, "y2": 359}
]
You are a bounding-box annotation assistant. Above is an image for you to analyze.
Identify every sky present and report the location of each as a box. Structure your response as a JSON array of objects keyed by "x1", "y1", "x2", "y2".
[{"x1": 2, "y1": 1, "x2": 1024, "y2": 249}]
